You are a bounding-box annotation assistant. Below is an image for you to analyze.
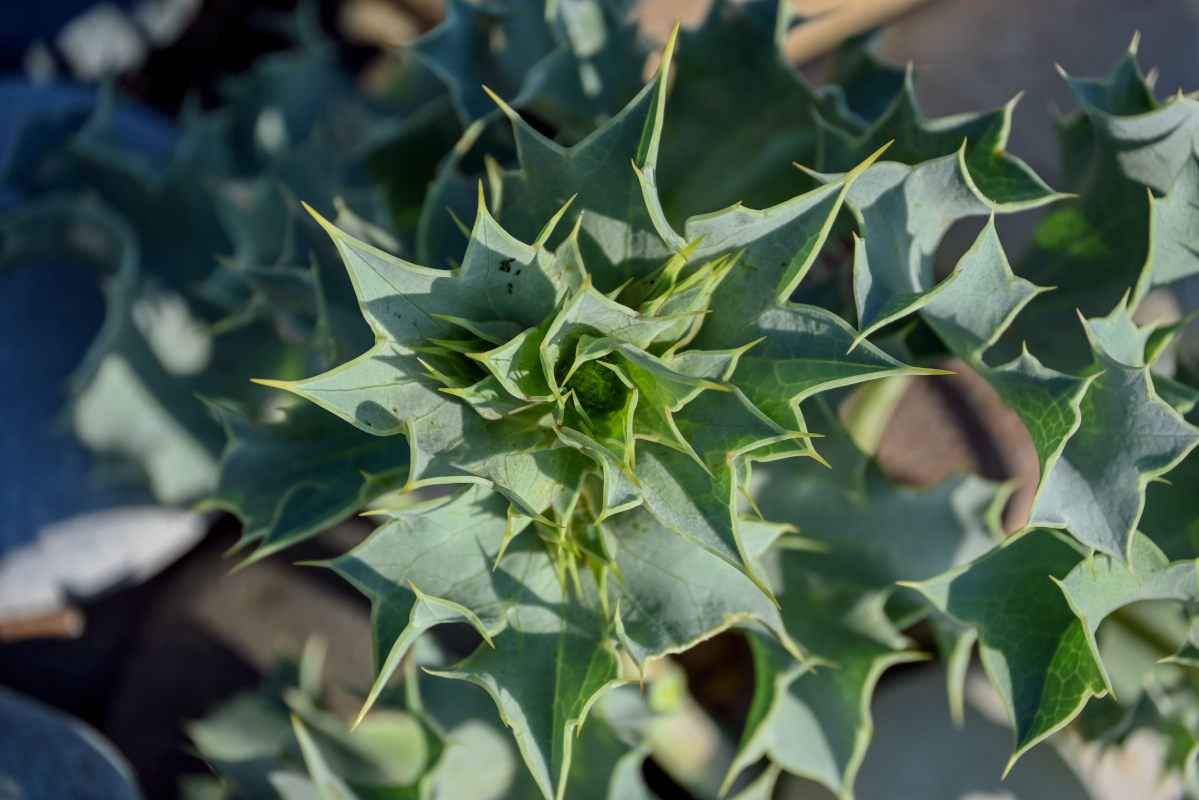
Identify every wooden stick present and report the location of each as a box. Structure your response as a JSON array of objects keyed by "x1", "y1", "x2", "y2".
[
  {"x1": 786, "y1": 0, "x2": 933, "y2": 63},
  {"x1": 641, "y1": 0, "x2": 932, "y2": 62},
  {"x1": 0, "y1": 608, "x2": 85, "y2": 642}
]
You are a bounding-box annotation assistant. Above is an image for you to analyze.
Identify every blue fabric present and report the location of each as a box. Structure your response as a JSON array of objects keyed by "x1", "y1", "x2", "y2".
[
  {"x1": 0, "y1": 81, "x2": 172, "y2": 556},
  {"x1": 0, "y1": 78, "x2": 176, "y2": 209},
  {"x1": 0, "y1": 684, "x2": 144, "y2": 800},
  {"x1": 0, "y1": 258, "x2": 153, "y2": 557},
  {"x1": 0, "y1": 0, "x2": 141, "y2": 68}
]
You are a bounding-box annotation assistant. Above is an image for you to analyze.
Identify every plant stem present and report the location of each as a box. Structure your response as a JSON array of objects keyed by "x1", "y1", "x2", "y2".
[{"x1": 842, "y1": 375, "x2": 914, "y2": 456}]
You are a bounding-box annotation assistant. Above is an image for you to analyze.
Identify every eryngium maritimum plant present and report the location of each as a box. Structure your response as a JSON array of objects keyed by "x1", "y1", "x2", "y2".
[
  {"x1": 254, "y1": 29, "x2": 941, "y2": 798},
  {"x1": 208, "y1": 8, "x2": 1199, "y2": 800}
]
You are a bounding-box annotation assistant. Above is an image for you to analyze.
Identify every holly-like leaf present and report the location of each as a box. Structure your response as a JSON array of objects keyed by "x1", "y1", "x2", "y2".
[
  {"x1": 645, "y1": 144, "x2": 880, "y2": 346},
  {"x1": 818, "y1": 66, "x2": 1061, "y2": 207},
  {"x1": 915, "y1": 220, "x2": 1146, "y2": 547},
  {"x1": 329, "y1": 485, "x2": 797, "y2": 799},
  {"x1": 608, "y1": 510, "x2": 793, "y2": 667},
  {"x1": 430, "y1": 597, "x2": 624, "y2": 800},
  {"x1": 976, "y1": 348, "x2": 1093, "y2": 479},
  {"x1": 640, "y1": 145, "x2": 944, "y2": 450},
  {"x1": 734, "y1": 304, "x2": 946, "y2": 436},
  {"x1": 203, "y1": 402, "x2": 410, "y2": 564},
  {"x1": 721, "y1": 459, "x2": 1005, "y2": 796},
  {"x1": 329, "y1": 488, "x2": 530, "y2": 720},
  {"x1": 913, "y1": 527, "x2": 1199, "y2": 770},
  {"x1": 1057, "y1": 531, "x2": 1199, "y2": 684},
  {"x1": 654, "y1": 0, "x2": 856, "y2": 222},
  {"x1": 729, "y1": 553, "x2": 920, "y2": 797},
  {"x1": 1027, "y1": 310, "x2": 1199, "y2": 558},
  {"x1": 1134, "y1": 148, "x2": 1199, "y2": 304},
  {"x1": 256, "y1": 202, "x2": 598, "y2": 515},
  {"x1": 837, "y1": 148, "x2": 1048, "y2": 340},
  {"x1": 755, "y1": 452, "x2": 1007, "y2": 727},
  {"x1": 906, "y1": 529, "x2": 1106, "y2": 765},
  {"x1": 1062, "y1": 41, "x2": 1199, "y2": 195},
  {"x1": 1003, "y1": 42, "x2": 1198, "y2": 370},
  {"x1": 754, "y1": 462, "x2": 1005, "y2": 595},
  {"x1": 487, "y1": 29, "x2": 677, "y2": 290},
  {"x1": 412, "y1": 641, "x2": 673, "y2": 800},
  {"x1": 921, "y1": 217, "x2": 1047, "y2": 363},
  {"x1": 623, "y1": 389, "x2": 805, "y2": 593},
  {"x1": 412, "y1": 0, "x2": 557, "y2": 124}
]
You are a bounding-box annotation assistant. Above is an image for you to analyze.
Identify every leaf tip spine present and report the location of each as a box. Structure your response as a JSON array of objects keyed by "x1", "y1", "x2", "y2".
[
  {"x1": 660, "y1": 22, "x2": 681, "y2": 77},
  {"x1": 250, "y1": 377, "x2": 294, "y2": 392},
  {"x1": 807, "y1": 447, "x2": 832, "y2": 469},
  {"x1": 481, "y1": 84, "x2": 518, "y2": 120}
]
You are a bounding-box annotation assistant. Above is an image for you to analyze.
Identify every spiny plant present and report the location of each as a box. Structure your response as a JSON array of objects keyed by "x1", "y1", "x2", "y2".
[
  {"x1": 185, "y1": 637, "x2": 702, "y2": 800},
  {"x1": 198, "y1": 4, "x2": 1199, "y2": 799},
  {"x1": 0, "y1": 0, "x2": 640, "y2": 504},
  {"x1": 8, "y1": 0, "x2": 1199, "y2": 798}
]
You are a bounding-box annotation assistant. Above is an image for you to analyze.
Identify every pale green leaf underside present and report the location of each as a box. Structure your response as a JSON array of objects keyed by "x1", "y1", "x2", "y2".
[{"x1": 1028, "y1": 328, "x2": 1199, "y2": 558}]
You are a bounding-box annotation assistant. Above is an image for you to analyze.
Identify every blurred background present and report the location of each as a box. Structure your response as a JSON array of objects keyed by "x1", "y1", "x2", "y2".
[{"x1": 2, "y1": 0, "x2": 1198, "y2": 798}]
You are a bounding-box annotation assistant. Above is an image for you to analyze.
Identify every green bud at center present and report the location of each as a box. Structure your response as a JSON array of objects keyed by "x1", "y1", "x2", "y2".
[{"x1": 570, "y1": 360, "x2": 624, "y2": 414}]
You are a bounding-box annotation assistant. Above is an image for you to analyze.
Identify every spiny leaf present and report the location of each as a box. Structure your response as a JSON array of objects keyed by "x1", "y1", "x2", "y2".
[
  {"x1": 755, "y1": 457, "x2": 1007, "y2": 724},
  {"x1": 731, "y1": 556, "x2": 920, "y2": 797},
  {"x1": 754, "y1": 462, "x2": 1006, "y2": 594},
  {"x1": 1134, "y1": 147, "x2": 1199, "y2": 305},
  {"x1": 607, "y1": 510, "x2": 792, "y2": 668},
  {"x1": 913, "y1": 527, "x2": 1199, "y2": 771},
  {"x1": 1057, "y1": 531, "x2": 1199, "y2": 688},
  {"x1": 412, "y1": 0, "x2": 557, "y2": 124},
  {"x1": 906, "y1": 529, "x2": 1107, "y2": 764},
  {"x1": 836, "y1": 148, "x2": 1040, "y2": 340},
  {"x1": 1062, "y1": 42, "x2": 1199, "y2": 194},
  {"x1": 329, "y1": 488, "x2": 523, "y2": 697},
  {"x1": 654, "y1": 0, "x2": 858, "y2": 221},
  {"x1": 732, "y1": 304, "x2": 948, "y2": 437},
  {"x1": 305, "y1": 199, "x2": 579, "y2": 348},
  {"x1": 1061, "y1": 39, "x2": 1157, "y2": 118},
  {"x1": 1003, "y1": 43, "x2": 1198, "y2": 370},
  {"x1": 817, "y1": 65, "x2": 1062, "y2": 207},
  {"x1": 641, "y1": 146, "x2": 941, "y2": 460},
  {"x1": 625, "y1": 388, "x2": 806, "y2": 595},
  {"x1": 975, "y1": 348, "x2": 1092, "y2": 478},
  {"x1": 645, "y1": 144, "x2": 882, "y2": 346},
  {"x1": 431, "y1": 601, "x2": 624, "y2": 800},
  {"x1": 921, "y1": 217, "x2": 1047, "y2": 363},
  {"x1": 725, "y1": 462, "x2": 1006, "y2": 795},
  {"x1": 1027, "y1": 310, "x2": 1199, "y2": 558},
  {"x1": 488, "y1": 28, "x2": 677, "y2": 290},
  {"x1": 329, "y1": 486, "x2": 795, "y2": 799},
  {"x1": 203, "y1": 402, "x2": 409, "y2": 564}
]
